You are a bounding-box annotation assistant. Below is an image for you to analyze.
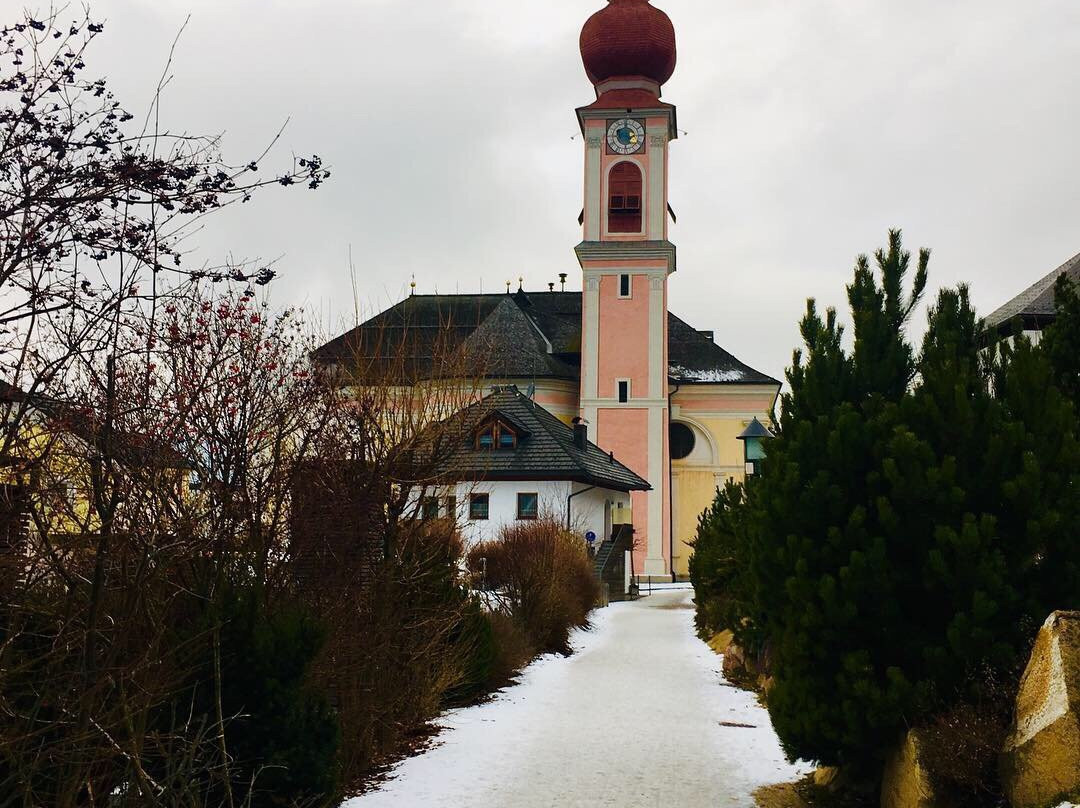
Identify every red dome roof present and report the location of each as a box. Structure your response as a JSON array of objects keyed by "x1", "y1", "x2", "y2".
[{"x1": 580, "y1": 0, "x2": 677, "y2": 88}]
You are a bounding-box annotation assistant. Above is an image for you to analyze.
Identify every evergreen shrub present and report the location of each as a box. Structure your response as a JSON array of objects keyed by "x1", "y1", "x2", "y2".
[
  {"x1": 691, "y1": 231, "x2": 1080, "y2": 782},
  {"x1": 149, "y1": 581, "x2": 340, "y2": 808}
]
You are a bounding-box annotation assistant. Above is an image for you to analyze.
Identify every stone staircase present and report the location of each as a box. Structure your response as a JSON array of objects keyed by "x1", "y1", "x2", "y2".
[{"x1": 593, "y1": 524, "x2": 633, "y2": 602}]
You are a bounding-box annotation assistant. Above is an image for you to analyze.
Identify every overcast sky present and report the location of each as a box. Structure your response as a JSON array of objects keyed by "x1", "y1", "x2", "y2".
[{"x1": 62, "y1": 0, "x2": 1080, "y2": 383}]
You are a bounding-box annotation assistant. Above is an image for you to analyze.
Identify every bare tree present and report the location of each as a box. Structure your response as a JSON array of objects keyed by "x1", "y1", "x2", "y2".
[
  {"x1": 0, "y1": 8, "x2": 327, "y2": 447},
  {"x1": 0, "y1": 9, "x2": 331, "y2": 806}
]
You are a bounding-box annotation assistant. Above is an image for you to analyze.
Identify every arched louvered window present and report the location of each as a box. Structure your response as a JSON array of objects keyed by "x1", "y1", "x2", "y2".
[{"x1": 608, "y1": 162, "x2": 643, "y2": 233}]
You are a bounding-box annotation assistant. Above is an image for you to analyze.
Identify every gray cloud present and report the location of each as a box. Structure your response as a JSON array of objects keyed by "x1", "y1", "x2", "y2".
[{"x1": 68, "y1": 0, "x2": 1080, "y2": 382}]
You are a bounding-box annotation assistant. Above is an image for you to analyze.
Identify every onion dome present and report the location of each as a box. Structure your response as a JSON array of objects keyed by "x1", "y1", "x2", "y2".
[{"x1": 580, "y1": 0, "x2": 677, "y2": 88}]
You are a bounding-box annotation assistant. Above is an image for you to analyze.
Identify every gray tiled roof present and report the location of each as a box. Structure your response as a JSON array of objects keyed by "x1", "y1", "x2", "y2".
[
  {"x1": 315, "y1": 290, "x2": 778, "y2": 386},
  {"x1": 985, "y1": 251, "x2": 1080, "y2": 330},
  {"x1": 437, "y1": 386, "x2": 650, "y2": 492},
  {"x1": 457, "y1": 297, "x2": 579, "y2": 380}
]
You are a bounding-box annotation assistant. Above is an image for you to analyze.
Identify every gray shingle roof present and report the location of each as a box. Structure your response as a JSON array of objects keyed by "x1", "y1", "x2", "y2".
[
  {"x1": 314, "y1": 290, "x2": 778, "y2": 386},
  {"x1": 985, "y1": 251, "x2": 1080, "y2": 331},
  {"x1": 666, "y1": 312, "x2": 778, "y2": 384},
  {"x1": 437, "y1": 386, "x2": 650, "y2": 492},
  {"x1": 457, "y1": 297, "x2": 579, "y2": 380}
]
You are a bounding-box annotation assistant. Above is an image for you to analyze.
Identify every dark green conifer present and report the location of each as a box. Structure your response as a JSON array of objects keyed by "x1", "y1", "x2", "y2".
[
  {"x1": 693, "y1": 231, "x2": 1080, "y2": 777},
  {"x1": 1040, "y1": 273, "x2": 1080, "y2": 403}
]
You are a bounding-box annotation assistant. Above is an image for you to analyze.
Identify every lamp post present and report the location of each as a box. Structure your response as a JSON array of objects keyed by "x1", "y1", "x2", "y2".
[{"x1": 736, "y1": 417, "x2": 775, "y2": 478}]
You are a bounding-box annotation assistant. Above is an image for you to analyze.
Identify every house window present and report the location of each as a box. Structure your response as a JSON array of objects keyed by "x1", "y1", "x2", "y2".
[
  {"x1": 469, "y1": 493, "x2": 490, "y2": 521},
  {"x1": 608, "y1": 162, "x2": 643, "y2": 233},
  {"x1": 618, "y1": 273, "x2": 631, "y2": 298},
  {"x1": 421, "y1": 497, "x2": 439, "y2": 521},
  {"x1": 475, "y1": 420, "x2": 518, "y2": 450},
  {"x1": 517, "y1": 492, "x2": 539, "y2": 520},
  {"x1": 618, "y1": 379, "x2": 630, "y2": 403}
]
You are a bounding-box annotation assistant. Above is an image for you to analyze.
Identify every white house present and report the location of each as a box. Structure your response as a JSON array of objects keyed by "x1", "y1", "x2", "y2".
[{"x1": 414, "y1": 386, "x2": 648, "y2": 554}]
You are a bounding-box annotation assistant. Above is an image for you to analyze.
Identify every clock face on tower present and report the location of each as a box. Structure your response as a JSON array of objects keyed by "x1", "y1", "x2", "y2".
[{"x1": 606, "y1": 119, "x2": 646, "y2": 155}]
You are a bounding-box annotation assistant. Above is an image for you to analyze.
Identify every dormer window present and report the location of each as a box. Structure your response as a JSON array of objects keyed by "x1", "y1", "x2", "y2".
[{"x1": 475, "y1": 419, "x2": 519, "y2": 450}]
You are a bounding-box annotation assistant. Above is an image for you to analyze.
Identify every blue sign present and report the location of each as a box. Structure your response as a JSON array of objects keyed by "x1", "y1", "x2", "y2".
[{"x1": 585, "y1": 530, "x2": 597, "y2": 544}]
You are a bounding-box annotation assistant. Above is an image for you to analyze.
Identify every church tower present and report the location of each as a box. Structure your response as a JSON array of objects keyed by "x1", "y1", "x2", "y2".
[{"x1": 576, "y1": 0, "x2": 678, "y2": 578}]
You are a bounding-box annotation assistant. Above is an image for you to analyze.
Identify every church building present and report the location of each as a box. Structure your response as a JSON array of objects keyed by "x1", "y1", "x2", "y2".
[{"x1": 316, "y1": 0, "x2": 780, "y2": 580}]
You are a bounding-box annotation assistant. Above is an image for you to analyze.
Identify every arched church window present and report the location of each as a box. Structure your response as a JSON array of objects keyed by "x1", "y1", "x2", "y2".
[
  {"x1": 669, "y1": 422, "x2": 696, "y2": 460},
  {"x1": 608, "y1": 162, "x2": 643, "y2": 233}
]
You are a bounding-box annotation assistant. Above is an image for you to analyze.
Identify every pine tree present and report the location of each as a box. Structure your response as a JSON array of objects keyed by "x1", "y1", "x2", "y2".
[
  {"x1": 688, "y1": 480, "x2": 753, "y2": 638},
  {"x1": 1040, "y1": 273, "x2": 1080, "y2": 404},
  {"x1": 714, "y1": 231, "x2": 1080, "y2": 777}
]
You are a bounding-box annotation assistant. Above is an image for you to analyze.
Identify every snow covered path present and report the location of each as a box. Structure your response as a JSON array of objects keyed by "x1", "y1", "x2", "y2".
[{"x1": 345, "y1": 588, "x2": 807, "y2": 807}]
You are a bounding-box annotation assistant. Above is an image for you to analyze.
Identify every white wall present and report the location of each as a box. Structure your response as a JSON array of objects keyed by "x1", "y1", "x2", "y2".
[{"x1": 413, "y1": 480, "x2": 631, "y2": 549}]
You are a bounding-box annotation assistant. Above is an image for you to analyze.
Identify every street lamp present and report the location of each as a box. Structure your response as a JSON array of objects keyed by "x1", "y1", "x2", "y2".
[{"x1": 736, "y1": 417, "x2": 775, "y2": 477}]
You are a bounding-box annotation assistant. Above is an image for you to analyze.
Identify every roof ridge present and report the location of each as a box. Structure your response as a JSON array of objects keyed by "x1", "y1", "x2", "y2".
[{"x1": 498, "y1": 387, "x2": 586, "y2": 473}]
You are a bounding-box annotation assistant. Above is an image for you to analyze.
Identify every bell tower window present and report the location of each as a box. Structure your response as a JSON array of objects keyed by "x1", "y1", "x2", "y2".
[{"x1": 608, "y1": 162, "x2": 643, "y2": 234}]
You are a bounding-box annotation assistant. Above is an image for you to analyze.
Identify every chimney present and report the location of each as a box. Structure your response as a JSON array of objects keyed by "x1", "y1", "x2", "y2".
[{"x1": 571, "y1": 416, "x2": 588, "y2": 450}]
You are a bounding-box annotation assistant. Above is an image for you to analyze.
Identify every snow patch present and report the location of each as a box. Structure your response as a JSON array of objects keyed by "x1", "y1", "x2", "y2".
[
  {"x1": 669, "y1": 365, "x2": 747, "y2": 383},
  {"x1": 345, "y1": 590, "x2": 808, "y2": 807}
]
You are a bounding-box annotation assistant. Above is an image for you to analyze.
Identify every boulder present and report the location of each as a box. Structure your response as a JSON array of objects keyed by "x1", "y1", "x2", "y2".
[
  {"x1": 1000, "y1": 611, "x2": 1080, "y2": 808},
  {"x1": 881, "y1": 729, "x2": 939, "y2": 808},
  {"x1": 813, "y1": 766, "x2": 840, "y2": 788},
  {"x1": 753, "y1": 782, "x2": 809, "y2": 808},
  {"x1": 722, "y1": 641, "x2": 751, "y2": 680},
  {"x1": 708, "y1": 629, "x2": 734, "y2": 656},
  {"x1": 721, "y1": 640, "x2": 741, "y2": 670}
]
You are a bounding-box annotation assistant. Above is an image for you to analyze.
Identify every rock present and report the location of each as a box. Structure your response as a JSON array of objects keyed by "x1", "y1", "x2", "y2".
[
  {"x1": 881, "y1": 729, "x2": 939, "y2": 808},
  {"x1": 1000, "y1": 611, "x2": 1080, "y2": 808},
  {"x1": 708, "y1": 629, "x2": 734, "y2": 656},
  {"x1": 813, "y1": 766, "x2": 840, "y2": 788},
  {"x1": 753, "y1": 781, "x2": 809, "y2": 808},
  {"x1": 722, "y1": 641, "x2": 747, "y2": 680}
]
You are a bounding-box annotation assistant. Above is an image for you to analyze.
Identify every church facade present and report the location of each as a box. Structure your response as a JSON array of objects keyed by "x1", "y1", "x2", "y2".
[{"x1": 316, "y1": 0, "x2": 780, "y2": 579}]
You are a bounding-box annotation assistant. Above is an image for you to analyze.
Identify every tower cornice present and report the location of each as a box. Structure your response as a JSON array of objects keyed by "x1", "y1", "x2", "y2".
[
  {"x1": 575, "y1": 102, "x2": 677, "y2": 139},
  {"x1": 575, "y1": 240, "x2": 676, "y2": 274}
]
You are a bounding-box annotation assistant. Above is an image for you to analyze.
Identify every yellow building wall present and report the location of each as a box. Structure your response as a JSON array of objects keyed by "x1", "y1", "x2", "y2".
[
  {"x1": 669, "y1": 385, "x2": 779, "y2": 577},
  {"x1": 670, "y1": 468, "x2": 719, "y2": 576}
]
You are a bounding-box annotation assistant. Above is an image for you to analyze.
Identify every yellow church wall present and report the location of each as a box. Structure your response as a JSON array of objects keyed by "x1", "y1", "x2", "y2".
[
  {"x1": 670, "y1": 468, "x2": 719, "y2": 576},
  {"x1": 669, "y1": 384, "x2": 779, "y2": 577}
]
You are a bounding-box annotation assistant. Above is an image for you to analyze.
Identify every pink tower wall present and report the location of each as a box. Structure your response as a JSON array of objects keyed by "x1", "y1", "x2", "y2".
[
  {"x1": 596, "y1": 407, "x2": 650, "y2": 573},
  {"x1": 596, "y1": 274, "x2": 650, "y2": 399}
]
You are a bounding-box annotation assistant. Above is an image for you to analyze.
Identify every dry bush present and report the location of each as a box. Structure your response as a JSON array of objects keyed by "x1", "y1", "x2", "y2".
[
  {"x1": 917, "y1": 664, "x2": 1021, "y2": 807},
  {"x1": 484, "y1": 611, "x2": 535, "y2": 688},
  {"x1": 920, "y1": 705, "x2": 1008, "y2": 806},
  {"x1": 467, "y1": 517, "x2": 599, "y2": 656},
  {"x1": 303, "y1": 519, "x2": 476, "y2": 793}
]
